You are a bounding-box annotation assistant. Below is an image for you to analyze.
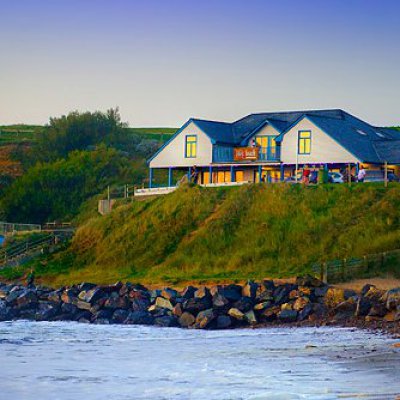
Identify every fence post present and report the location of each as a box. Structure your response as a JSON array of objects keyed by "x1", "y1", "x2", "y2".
[{"x1": 323, "y1": 262, "x2": 328, "y2": 284}]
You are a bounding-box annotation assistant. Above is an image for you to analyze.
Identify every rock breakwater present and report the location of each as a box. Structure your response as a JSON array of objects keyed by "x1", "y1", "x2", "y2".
[{"x1": 0, "y1": 276, "x2": 399, "y2": 333}]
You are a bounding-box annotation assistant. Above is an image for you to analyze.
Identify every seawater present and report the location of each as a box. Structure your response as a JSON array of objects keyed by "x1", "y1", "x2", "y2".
[{"x1": 0, "y1": 321, "x2": 399, "y2": 400}]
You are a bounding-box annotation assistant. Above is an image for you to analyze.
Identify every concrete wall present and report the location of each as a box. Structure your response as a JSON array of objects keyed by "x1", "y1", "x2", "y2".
[
  {"x1": 150, "y1": 121, "x2": 213, "y2": 168},
  {"x1": 280, "y1": 117, "x2": 360, "y2": 165}
]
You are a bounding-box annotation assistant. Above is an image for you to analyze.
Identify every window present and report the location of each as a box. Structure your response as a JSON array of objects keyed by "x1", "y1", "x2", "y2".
[
  {"x1": 356, "y1": 129, "x2": 367, "y2": 136},
  {"x1": 298, "y1": 131, "x2": 311, "y2": 154},
  {"x1": 185, "y1": 135, "x2": 197, "y2": 158},
  {"x1": 375, "y1": 131, "x2": 386, "y2": 138}
]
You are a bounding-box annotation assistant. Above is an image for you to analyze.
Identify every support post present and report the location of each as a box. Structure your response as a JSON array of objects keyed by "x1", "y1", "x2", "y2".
[
  {"x1": 280, "y1": 164, "x2": 284, "y2": 182},
  {"x1": 149, "y1": 168, "x2": 153, "y2": 189},
  {"x1": 168, "y1": 167, "x2": 173, "y2": 187},
  {"x1": 258, "y1": 165, "x2": 262, "y2": 183},
  {"x1": 209, "y1": 165, "x2": 213, "y2": 184},
  {"x1": 188, "y1": 167, "x2": 191, "y2": 182},
  {"x1": 230, "y1": 165, "x2": 235, "y2": 183},
  {"x1": 347, "y1": 163, "x2": 351, "y2": 187},
  {"x1": 384, "y1": 161, "x2": 388, "y2": 188}
]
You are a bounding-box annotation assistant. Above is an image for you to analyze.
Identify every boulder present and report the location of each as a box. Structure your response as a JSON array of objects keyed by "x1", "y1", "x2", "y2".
[
  {"x1": 93, "y1": 309, "x2": 114, "y2": 322},
  {"x1": 324, "y1": 288, "x2": 346, "y2": 308},
  {"x1": 232, "y1": 297, "x2": 253, "y2": 313},
  {"x1": 194, "y1": 286, "x2": 211, "y2": 300},
  {"x1": 333, "y1": 299, "x2": 357, "y2": 321},
  {"x1": 5, "y1": 290, "x2": 22, "y2": 304},
  {"x1": 273, "y1": 285, "x2": 293, "y2": 305},
  {"x1": 361, "y1": 284, "x2": 376, "y2": 297},
  {"x1": 355, "y1": 297, "x2": 372, "y2": 317},
  {"x1": 221, "y1": 285, "x2": 242, "y2": 302},
  {"x1": 293, "y1": 297, "x2": 310, "y2": 311},
  {"x1": 131, "y1": 298, "x2": 151, "y2": 312},
  {"x1": 368, "y1": 303, "x2": 387, "y2": 318},
  {"x1": 81, "y1": 287, "x2": 106, "y2": 304},
  {"x1": 0, "y1": 300, "x2": 12, "y2": 321},
  {"x1": 295, "y1": 275, "x2": 324, "y2": 287},
  {"x1": 212, "y1": 293, "x2": 229, "y2": 309},
  {"x1": 78, "y1": 282, "x2": 97, "y2": 292},
  {"x1": 161, "y1": 288, "x2": 178, "y2": 302},
  {"x1": 314, "y1": 286, "x2": 329, "y2": 298},
  {"x1": 61, "y1": 302, "x2": 78, "y2": 316},
  {"x1": 195, "y1": 309, "x2": 216, "y2": 329},
  {"x1": 16, "y1": 290, "x2": 38, "y2": 309},
  {"x1": 179, "y1": 312, "x2": 196, "y2": 328},
  {"x1": 228, "y1": 308, "x2": 245, "y2": 321},
  {"x1": 47, "y1": 290, "x2": 61, "y2": 303},
  {"x1": 112, "y1": 309, "x2": 130, "y2": 324},
  {"x1": 180, "y1": 286, "x2": 197, "y2": 299},
  {"x1": 244, "y1": 310, "x2": 257, "y2": 325},
  {"x1": 298, "y1": 303, "x2": 313, "y2": 321},
  {"x1": 155, "y1": 297, "x2": 174, "y2": 311},
  {"x1": 104, "y1": 295, "x2": 129, "y2": 310},
  {"x1": 61, "y1": 288, "x2": 79, "y2": 304},
  {"x1": 155, "y1": 315, "x2": 179, "y2": 327},
  {"x1": 172, "y1": 303, "x2": 183, "y2": 317},
  {"x1": 253, "y1": 301, "x2": 273, "y2": 312},
  {"x1": 278, "y1": 309, "x2": 298, "y2": 323},
  {"x1": 260, "y1": 306, "x2": 280, "y2": 321},
  {"x1": 216, "y1": 315, "x2": 232, "y2": 329},
  {"x1": 183, "y1": 297, "x2": 212, "y2": 314},
  {"x1": 124, "y1": 310, "x2": 154, "y2": 325},
  {"x1": 383, "y1": 288, "x2": 400, "y2": 310},
  {"x1": 35, "y1": 301, "x2": 60, "y2": 321},
  {"x1": 262, "y1": 280, "x2": 275, "y2": 291},
  {"x1": 281, "y1": 303, "x2": 293, "y2": 311},
  {"x1": 256, "y1": 290, "x2": 274, "y2": 303},
  {"x1": 242, "y1": 281, "x2": 259, "y2": 299}
]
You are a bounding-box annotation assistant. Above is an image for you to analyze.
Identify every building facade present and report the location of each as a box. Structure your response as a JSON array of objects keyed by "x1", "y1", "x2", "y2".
[{"x1": 148, "y1": 109, "x2": 400, "y2": 186}]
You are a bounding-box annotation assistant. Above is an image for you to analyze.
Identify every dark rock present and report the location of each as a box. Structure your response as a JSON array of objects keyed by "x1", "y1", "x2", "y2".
[
  {"x1": 47, "y1": 290, "x2": 61, "y2": 303},
  {"x1": 343, "y1": 289, "x2": 358, "y2": 300},
  {"x1": 295, "y1": 275, "x2": 324, "y2": 287},
  {"x1": 368, "y1": 303, "x2": 387, "y2": 318},
  {"x1": 16, "y1": 290, "x2": 38, "y2": 309},
  {"x1": 298, "y1": 303, "x2": 313, "y2": 321},
  {"x1": 61, "y1": 302, "x2": 78, "y2": 316},
  {"x1": 179, "y1": 312, "x2": 196, "y2": 328},
  {"x1": 150, "y1": 289, "x2": 162, "y2": 302},
  {"x1": 221, "y1": 285, "x2": 242, "y2": 302},
  {"x1": 262, "y1": 280, "x2": 275, "y2": 291},
  {"x1": 383, "y1": 288, "x2": 400, "y2": 310},
  {"x1": 312, "y1": 303, "x2": 328, "y2": 319},
  {"x1": 361, "y1": 284, "x2": 376, "y2": 297},
  {"x1": 104, "y1": 295, "x2": 129, "y2": 310},
  {"x1": 183, "y1": 297, "x2": 212, "y2": 314},
  {"x1": 212, "y1": 293, "x2": 229, "y2": 309},
  {"x1": 242, "y1": 281, "x2": 259, "y2": 299},
  {"x1": 278, "y1": 309, "x2": 298, "y2": 323},
  {"x1": 194, "y1": 286, "x2": 211, "y2": 300},
  {"x1": 180, "y1": 286, "x2": 197, "y2": 299},
  {"x1": 232, "y1": 297, "x2": 253, "y2": 313},
  {"x1": 78, "y1": 282, "x2": 97, "y2": 292},
  {"x1": 61, "y1": 288, "x2": 79, "y2": 304},
  {"x1": 273, "y1": 285, "x2": 293, "y2": 305},
  {"x1": 195, "y1": 309, "x2": 216, "y2": 329},
  {"x1": 94, "y1": 309, "x2": 114, "y2": 321},
  {"x1": 5, "y1": 290, "x2": 22, "y2": 304},
  {"x1": 256, "y1": 290, "x2": 274, "y2": 303},
  {"x1": 125, "y1": 311, "x2": 154, "y2": 325},
  {"x1": 131, "y1": 298, "x2": 150, "y2": 312},
  {"x1": 19, "y1": 309, "x2": 36, "y2": 320},
  {"x1": 81, "y1": 287, "x2": 107, "y2": 304},
  {"x1": 112, "y1": 309, "x2": 129, "y2": 324},
  {"x1": 355, "y1": 297, "x2": 372, "y2": 317},
  {"x1": 216, "y1": 315, "x2": 231, "y2": 329},
  {"x1": 314, "y1": 286, "x2": 329, "y2": 298},
  {"x1": 0, "y1": 300, "x2": 13, "y2": 321},
  {"x1": 74, "y1": 310, "x2": 92, "y2": 322},
  {"x1": 172, "y1": 303, "x2": 183, "y2": 317},
  {"x1": 35, "y1": 301, "x2": 60, "y2": 321},
  {"x1": 161, "y1": 288, "x2": 178, "y2": 302},
  {"x1": 154, "y1": 315, "x2": 179, "y2": 327}
]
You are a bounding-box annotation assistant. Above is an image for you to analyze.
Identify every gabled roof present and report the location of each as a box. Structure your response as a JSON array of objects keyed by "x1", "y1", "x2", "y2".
[{"x1": 374, "y1": 140, "x2": 400, "y2": 164}]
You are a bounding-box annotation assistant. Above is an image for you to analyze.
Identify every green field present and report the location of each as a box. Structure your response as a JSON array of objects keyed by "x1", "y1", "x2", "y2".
[{"x1": 3, "y1": 182, "x2": 400, "y2": 286}]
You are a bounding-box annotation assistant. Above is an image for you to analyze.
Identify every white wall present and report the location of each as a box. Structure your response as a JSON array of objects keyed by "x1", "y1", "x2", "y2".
[
  {"x1": 280, "y1": 117, "x2": 360, "y2": 165},
  {"x1": 149, "y1": 121, "x2": 213, "y2": 168}
]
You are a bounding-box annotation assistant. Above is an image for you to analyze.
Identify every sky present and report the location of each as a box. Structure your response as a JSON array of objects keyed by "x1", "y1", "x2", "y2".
[{"x1": 0, "y1": 0, "x2": 399, "y2": 127}]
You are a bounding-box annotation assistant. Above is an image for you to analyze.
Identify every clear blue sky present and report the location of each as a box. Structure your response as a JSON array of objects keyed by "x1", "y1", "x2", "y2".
[{"x1": 0, "y1": 0, "x2": 399, "y2": 127}]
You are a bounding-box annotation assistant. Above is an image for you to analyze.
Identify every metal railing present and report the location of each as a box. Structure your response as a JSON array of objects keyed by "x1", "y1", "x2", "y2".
[{"x1": 0, "y1": 222, "x2": 41, "y2": 235}]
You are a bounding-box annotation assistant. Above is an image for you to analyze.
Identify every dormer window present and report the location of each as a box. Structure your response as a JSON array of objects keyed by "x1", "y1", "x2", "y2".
[
  {"x1": 185, "y1": 135, "x2": 197, "y2": 158},
  {"x1": 298, "y1": 131, "x2": 311, "y2": 154},
  {"x1": 375, "y1": 131, "x2": 386, "y2": 138},
  {"x1": 357, "y1": 129, "x2": 368, "y2": 136}
]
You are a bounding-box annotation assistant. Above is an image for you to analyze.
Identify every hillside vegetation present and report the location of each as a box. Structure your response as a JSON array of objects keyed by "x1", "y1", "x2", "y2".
[{"x1": 13, "y1": 182, "x2": 400, "y2": 286}]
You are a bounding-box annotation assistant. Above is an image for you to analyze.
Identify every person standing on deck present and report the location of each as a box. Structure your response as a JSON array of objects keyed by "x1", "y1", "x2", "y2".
[
  {"x1": 357, "y1": 165, "x2": 366, "y2": 182},
  {"x1": 302, "y1": 165, "x2": 311, "y2": 185}
]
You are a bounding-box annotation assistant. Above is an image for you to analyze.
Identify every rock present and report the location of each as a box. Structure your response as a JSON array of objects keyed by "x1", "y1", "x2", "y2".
[
  {"x1": 281, "y1": 303, "x2": 293, "y2": 311},
  {"x1": 383, "y1": 288, "x2": 400, "y2": 310},
  {"x1": 244, "y1": 310, "x2": 257, "y2": 325},
  {"x1": 262, "y1": 280, "x2": 275, "y2": 291},
  {"x1": 183, "y1": 297, "x2": 212, "y2": 314},
  {"x1": 124, "y1": 311, "x2": 154, "y2": 325},
  {"x1": 180, "y1": 286, "x2": 197, "y2": 299},
  {"x1": 368, "y1": 303, "x2": 387, "y2": 318},
  {"x1": 216, "y1": 315, "x2": 231, "y2": 329},
  {"x1": 104, "y1": 295, "x2": 129, "y2": 310},
  {"x1": 289, "y1": 290, "x2": 299, "y2": 300},
  {"x1": 47, "y1": 291, "x2": 61, "y2": 303},
  {"x1": 194, "y1": 286, "x2": 211, "y2": 300},
  {"x1": 5, "y1": 290, "x2": 22, "y2": 304},
  {"x1": 155, "y1": 316, "x2": 179, "y2": 327},
  {"x1": 384, "y1": 311, "x2": 397, "y2": 322},
  {"x1": 233, "y1": 297, "x2": 253, "y2": 313},
  {"x1": 228, "y1": 308, "x2": 245, "y2": 321},
  {"x1": 212, "y1": 293, "x2": 229, "y2": 309},
  {"x1": 256, "y1": 290, "x2": 274, "y2": 303},
  {"x1": 94, "y1": 318, "x2": 110, "y2": 325},
  {"x1": 355, "y1": 297, "x2": 372, "y2": 317},
  {"x1": 61, "y1": 288, "x2": 79, "y2": 304},
  {"x1": 312, "y1": 303, "x2": 328, "y2": 319},
  {"x1": 131, "y1": 298, "x2": 150, "y2": 312},
  {"x1": 155, "y1": 297, "x2": 174, "y2": 311},
  {"x1": 0, "y1": 300, "x2": 12, "y2": 321},
  {"x1": 333, "y1": 299, "x2": 356, "y2": 321},
  {"x1": 76, "y1": 300, "x2": 95, "y2": 312},
  {"x1": 298, "y1": 303, "x2": 313, "y2": 321},
  {"x1": 112, "y1": 310, "x2": 129, "y2": 324},
  {"x1": 298, "y1": 286, "x2": 312, "y2": 297},
  {"x1": 78, "y1": 282, "x2": 97, "y2": 292},
  {"x1": 93, "y1": 309, "x2": 114, "y2": 322},
  {"x1": 273, "y1": 285, "x2": 293, "y2": 305},
  {"x1": 16, "y1": 290, "x2": 38, "y2": 309},
  {"x1": 172, "y1": 303, "x2": 183, "y2": 317},
  {"x1": 221, "y1": 285, "x2": 242, "y2": 302},
  {"x1": 161, "y1": 288, "x2": 178, "y2": 301},
  {"x1": 242, "y1": 281, "x2": 258, "y2": 299},
  {"x1": 364, "y1": 286, "x2": 385, "y2": 301},
  {"x1": 35, "y1": 302, "x2": 60, "y2": 320},
  {"x1": 179, "y1": 312, "x2": 196, "y2": 328},
  {"x1": 295, "y1": 275, "x2": 324, "y2": 287},
  {"x1": 253, "y1": 301, "x2": 273, "y2": 312},
  {"x1": 324, "y1": 288, "x2": 346, "y2": 308},
  {"x1": 82, "y1": 287, "x2": 106, "y2": 304},
  {"x1": 361, "y1": 284, "x2": 376, "y2": 297},
  {"x1": 74, "y1": 310, "x2": 92, "y2": 322},
  {"x1": 278, "y1": 309, "x2": 298, "y2": 323},
  {"x1": 149, "y1": 289, "x2": 162, "y2": 302},
  {"x1": 195, "y1": 309, "x2": 216, "y2": 329},
  {"x1": 293, "y1": 297, "x2": 310, "y2": 311},
  {"x1": 0, "y1": 288, "x2": 10, "y2": 299},
  {"x1": 260, "y1": 306, "x2": 280, "y2": 321},
  {"x1": 314, "y1": 286, "x2": 329, "y2": 297},
  {"x1": 61, "y1": 302, "x2": 78, "y2": 316}
]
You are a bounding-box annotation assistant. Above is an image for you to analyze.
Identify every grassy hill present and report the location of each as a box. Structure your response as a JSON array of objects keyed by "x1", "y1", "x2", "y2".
[{"x1": 5, "y1": 182, "x2": 400, "y2": 286}]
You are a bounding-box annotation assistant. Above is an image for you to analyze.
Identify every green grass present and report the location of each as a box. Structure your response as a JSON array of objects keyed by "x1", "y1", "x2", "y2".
[{"x1": 5, "y1": 182, "x2": 400, "y2": 286}]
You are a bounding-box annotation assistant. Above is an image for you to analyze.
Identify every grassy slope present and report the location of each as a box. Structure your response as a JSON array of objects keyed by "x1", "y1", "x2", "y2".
[{"x1": 11, "y1": 182, "x2": 400, "y2": 287}]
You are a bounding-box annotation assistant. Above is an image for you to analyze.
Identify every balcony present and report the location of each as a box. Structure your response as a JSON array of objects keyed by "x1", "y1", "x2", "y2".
[{"x1": 213, "y1": 145, "x2": 280, "y2": 163}]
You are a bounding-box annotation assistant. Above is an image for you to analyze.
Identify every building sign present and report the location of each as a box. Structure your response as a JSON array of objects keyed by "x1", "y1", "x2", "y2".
[{"x1": 233, "y1": 147, "x2": 259, "y2": 161}]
